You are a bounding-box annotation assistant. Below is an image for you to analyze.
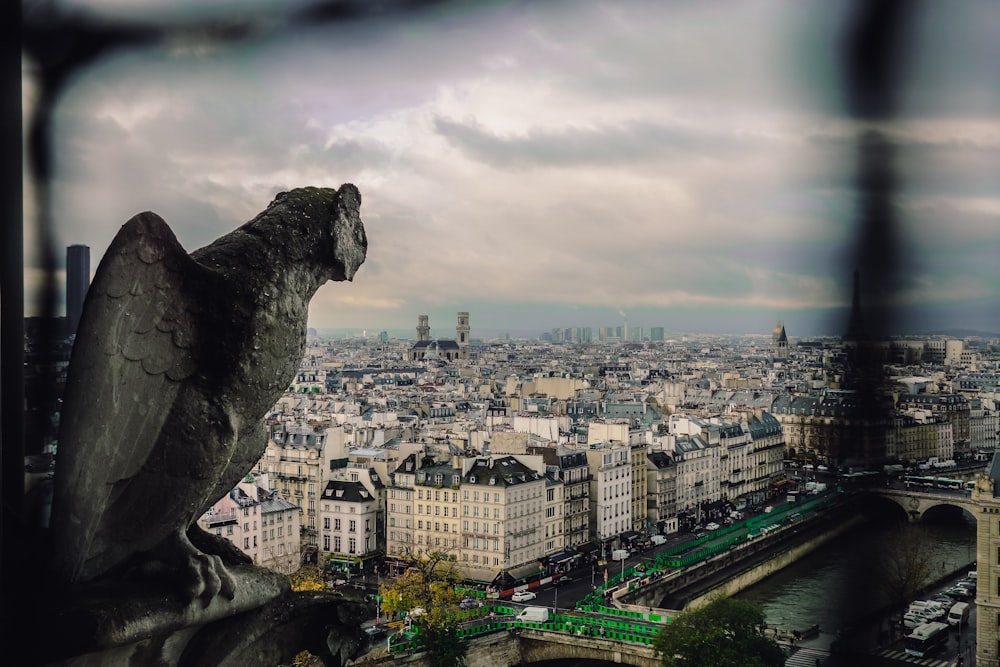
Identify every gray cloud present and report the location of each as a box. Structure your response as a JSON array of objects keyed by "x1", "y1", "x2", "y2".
[{"x1": 24, "y1": 0, "x2": 1000, "y2": 337}]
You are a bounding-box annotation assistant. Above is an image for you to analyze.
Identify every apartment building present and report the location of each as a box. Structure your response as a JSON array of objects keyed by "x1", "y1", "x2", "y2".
[
  {"x1": 896, "y1": 393, "x2": 971, "y2": 456},
  {"x1": 585, "y1": 442, "x2": 633, "y2": 558},
  {"x1": 319, "y1": 479, "x2": 381, "y2": 576},
  {"x1": 259, "y1": 421, "x2": 349, "y2": 544},
  {"x1": 630, "y1": 441, "x2": 648, "y2": 533},
  {"x1": 646, "y1": 450, "x2": 678, "y2": 534},
  {"x1": 384, "y1": 450, "x2": 547, "y2": 584},
  {"x1": 530, "y1": 445, "x2": 591, "y2": 548},
  {"x1": 197, "y1": 475, "x2": 301, "y2": 575}
]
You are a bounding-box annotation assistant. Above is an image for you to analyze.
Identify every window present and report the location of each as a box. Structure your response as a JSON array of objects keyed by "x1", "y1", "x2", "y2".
[
  {"x1": 365, "y1": 519, "x2": 371, "y2": 531},
  {"x1": 243, "y1": 537, "x2": 249, "y2": 549},
  {"x1": 334, "y1": 518, "x2": 341, "y2": 531},
  {"x1": 323, "y1": 517, "x2": 330, "y2": 530},
  {"x1": 323, "y1": 535, "x2": 330, "y2": 550},
  {"x1": 349, "y1": 520, "x2": 356, "y2": 532},
  {"x1": 334, "y1": 537, "x2": 341, "y2": 552},
  {"x1": 349, "y1": 538, "x2": 357, "y2": 554}
]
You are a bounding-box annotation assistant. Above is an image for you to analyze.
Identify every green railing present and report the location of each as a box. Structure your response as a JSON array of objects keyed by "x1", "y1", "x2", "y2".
[
  {"x1": 389, "y1": 610, "x2": 662, "y2": 653},
  {"x1": 574, "y1": 490, "x2": 846, "y2": 612}
]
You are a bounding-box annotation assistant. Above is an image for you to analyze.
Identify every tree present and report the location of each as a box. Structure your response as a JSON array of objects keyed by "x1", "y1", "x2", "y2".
[
  {"x1": 288, "y1": 564, "x2": 326, "y2": 592},
  {"x1": 653, "y1": 595, "x2": 786, "y2": 667},
  {"x1": 878, "y1": 523, "x2": 935, "y2": 616},
  {"x1": 379, "y1": 549, "x2": 468, "y2": 667}
]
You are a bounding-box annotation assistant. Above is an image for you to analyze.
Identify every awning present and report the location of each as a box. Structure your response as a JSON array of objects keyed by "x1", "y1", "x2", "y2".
[
  {"x1": 461, "y1": 565, "x2": 500, "y2": 584},
  {"x1": 575, "y1": 541, "x2": 599, "y2": 555},
  {"x1": 508, "y1": 562, "x2": 543, "y2": 582},
  {"x1": 549, "y1": 550, "x2": 577, "y2": 564},
  {"x1": 621, "y1": 530, "x2": 640, "y2": 542}
]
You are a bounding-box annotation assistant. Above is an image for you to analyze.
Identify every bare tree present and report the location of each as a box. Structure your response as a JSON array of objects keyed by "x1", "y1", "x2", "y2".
[{"x1": 878, "y1": 523, "x2": 935, "y2": 616}]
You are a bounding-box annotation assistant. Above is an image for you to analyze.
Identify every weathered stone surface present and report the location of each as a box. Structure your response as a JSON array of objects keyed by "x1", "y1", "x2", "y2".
[{"x1": 48, "y1": 184, "x2": 366, "y2": 607}]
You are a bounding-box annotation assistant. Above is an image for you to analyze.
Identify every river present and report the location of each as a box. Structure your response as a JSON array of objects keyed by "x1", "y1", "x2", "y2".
[{"x1": 735, "y1": 503, "x2": 976, "y2": 648}]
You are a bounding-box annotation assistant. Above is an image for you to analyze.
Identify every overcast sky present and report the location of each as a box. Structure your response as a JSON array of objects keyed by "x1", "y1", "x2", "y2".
[{"x1": 23, "y1": 0, "x2": 1000, "y2": 339}]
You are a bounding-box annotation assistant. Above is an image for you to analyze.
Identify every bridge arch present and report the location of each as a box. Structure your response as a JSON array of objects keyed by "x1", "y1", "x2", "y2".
[{"x1": 869, "y1": 488, "x2": 977, "y2": 524}]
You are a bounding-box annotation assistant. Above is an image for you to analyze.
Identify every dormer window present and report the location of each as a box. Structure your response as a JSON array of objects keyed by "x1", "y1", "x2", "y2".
[{"x1": 336, "y1": 489, "x2": 344, "y2": 498}]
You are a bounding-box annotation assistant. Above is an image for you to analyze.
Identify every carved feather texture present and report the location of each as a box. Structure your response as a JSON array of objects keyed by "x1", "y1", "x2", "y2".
[{"x1": 50, "y1": 185, "x2": 367, "y2": 587}]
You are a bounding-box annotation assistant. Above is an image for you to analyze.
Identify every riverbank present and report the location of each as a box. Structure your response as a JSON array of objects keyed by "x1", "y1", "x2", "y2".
[
  {"x1": 822, "y1": 559, "x2": 976, "y2": 656},
  {"x1": 746, "y1": 508, "x2": 978, "y2": 666},
  {"x1": 647, "y1": 496, "x2": 864, "y2": 610}
]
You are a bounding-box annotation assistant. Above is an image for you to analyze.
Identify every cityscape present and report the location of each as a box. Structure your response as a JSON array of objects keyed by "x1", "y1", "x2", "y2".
[
  {"x1": 19, "y1": 268, "x2": 1000, "y2": 664},
  {"x1": 12, "y1": 2, "x2": 999, "y2": 666}
]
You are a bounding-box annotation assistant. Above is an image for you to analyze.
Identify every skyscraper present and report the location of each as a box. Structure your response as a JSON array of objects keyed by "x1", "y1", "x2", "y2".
[{"x1": 66, "y1": 245, "x2": 90, "y2": 337}]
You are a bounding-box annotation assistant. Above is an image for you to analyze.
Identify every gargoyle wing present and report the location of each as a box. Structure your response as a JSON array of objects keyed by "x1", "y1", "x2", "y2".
[{"x1": 51, "y1": 211, "x2": 212, "y2": 582}]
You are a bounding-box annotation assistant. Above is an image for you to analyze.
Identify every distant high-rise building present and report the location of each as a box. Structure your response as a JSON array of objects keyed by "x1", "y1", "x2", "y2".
[
  {"x1": 66, "y1": 245, "x2": 90, "y2": 337},
  {"x1": 650, "y1": 327, "x2": 665, "y2": 342}
]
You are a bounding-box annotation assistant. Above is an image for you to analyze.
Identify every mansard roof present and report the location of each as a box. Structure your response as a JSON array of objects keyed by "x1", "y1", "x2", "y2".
[
  {"x1": 321, "y1": 479, "x2": 376, "y2": 503},
  {"x1": 464, "y1": 456, "x2": 543, "y2": 487},
  {"x1": 647, "y1": 450, "x2": 674, "y2": 468}
]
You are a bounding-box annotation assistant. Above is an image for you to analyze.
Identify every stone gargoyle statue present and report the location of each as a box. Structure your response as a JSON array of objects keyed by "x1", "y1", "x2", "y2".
[{"x1": 49, "y1": 184, "x2": 367, "y2": 608}]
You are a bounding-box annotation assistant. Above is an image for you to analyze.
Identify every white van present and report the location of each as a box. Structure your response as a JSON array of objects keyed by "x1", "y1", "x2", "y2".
[
  {"x1": 948, "y1": 602, "x2": 970, "y2": 626},
  {"x1": 650, "y1": 534, "x2": 667, "y2": 546},
  {"x1": 516, "y1": 606, "x2": 550, "y2": 623},
  {"x1": 611, "y1": 549, "x2": 630, "y2": 561}
]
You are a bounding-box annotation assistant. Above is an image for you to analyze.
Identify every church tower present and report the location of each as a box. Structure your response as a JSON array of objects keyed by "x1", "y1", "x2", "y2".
[
  {"x1": 772, "y1": 320, "x2": 789, "y2": 360},
  {"x1": 456, "y1": 312, "x2": 470, "y2": 360},
  {"x1": 417, "y1": 315, "x2": 430, "y2": 342}
]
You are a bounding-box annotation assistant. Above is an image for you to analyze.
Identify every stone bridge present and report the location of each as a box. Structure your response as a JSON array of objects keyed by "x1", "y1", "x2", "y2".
[
  {"x1": 369, "y1": 627, "x2": 660, "y2": 667},
  {"x1": 869, "y1": 488, "x2": 977, "y2": 522}
]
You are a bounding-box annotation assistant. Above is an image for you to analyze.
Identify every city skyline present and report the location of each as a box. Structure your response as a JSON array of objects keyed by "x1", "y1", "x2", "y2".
[{"x1": 23, "y1": 1, "x2": 1000, "y2": 339}]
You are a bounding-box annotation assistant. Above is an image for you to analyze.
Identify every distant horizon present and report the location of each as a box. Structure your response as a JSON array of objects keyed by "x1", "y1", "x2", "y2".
[
  {"x1": 310, "y1": 324, "x2": 1000, "y2": 342},
  {"x1": 23, "y1": 2, "x2": 998, "y2": 349}
]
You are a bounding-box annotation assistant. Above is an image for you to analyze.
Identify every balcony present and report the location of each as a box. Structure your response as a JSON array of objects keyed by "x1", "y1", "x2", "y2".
[{"x1": 203, "y1": 510, "x2": 237, "y2": 527}]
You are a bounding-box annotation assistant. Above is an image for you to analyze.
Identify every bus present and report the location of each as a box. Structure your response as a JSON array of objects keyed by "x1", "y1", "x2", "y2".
[
  {"x1": 904, "y1": 621, "x2": 949, "y2": 657},
  {"x1": 902, "y1": 475, "x2": 963, "y2": 490}
]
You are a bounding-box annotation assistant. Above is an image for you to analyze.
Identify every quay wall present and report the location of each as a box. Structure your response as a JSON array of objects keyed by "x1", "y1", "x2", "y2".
[
  {"x1": 684, "y1": 513, "x2": 866, "y2": 608},
  {"x1": 618, "y1": 498, "x2": 865, "y2": 613}
]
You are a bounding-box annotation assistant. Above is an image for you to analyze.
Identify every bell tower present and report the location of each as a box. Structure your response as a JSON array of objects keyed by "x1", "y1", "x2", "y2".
[
  {"x1": 456, "y1": 312, "x2": 470, "y2": 360},
  {"x1": 417, "y1": 315, "x2": 430, "y2": 342}
]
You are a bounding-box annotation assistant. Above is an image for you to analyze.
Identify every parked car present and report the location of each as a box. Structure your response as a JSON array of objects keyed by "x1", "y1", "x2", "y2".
[
  {"x1": 705, "y1": 522, "x2": 720, "y2": 531},
  {"x1": 459, "y1": 597, "x2": 480, "y2": 609},
  {"x1": 512, "y1": 590, "x2": 537, "y2": 602},
  {"x1": 364, "y1": 626, "x2": 387, "y2": 641},
  {"x1": 903, "y1": 609, "x2": 934, "y2": 628}
]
